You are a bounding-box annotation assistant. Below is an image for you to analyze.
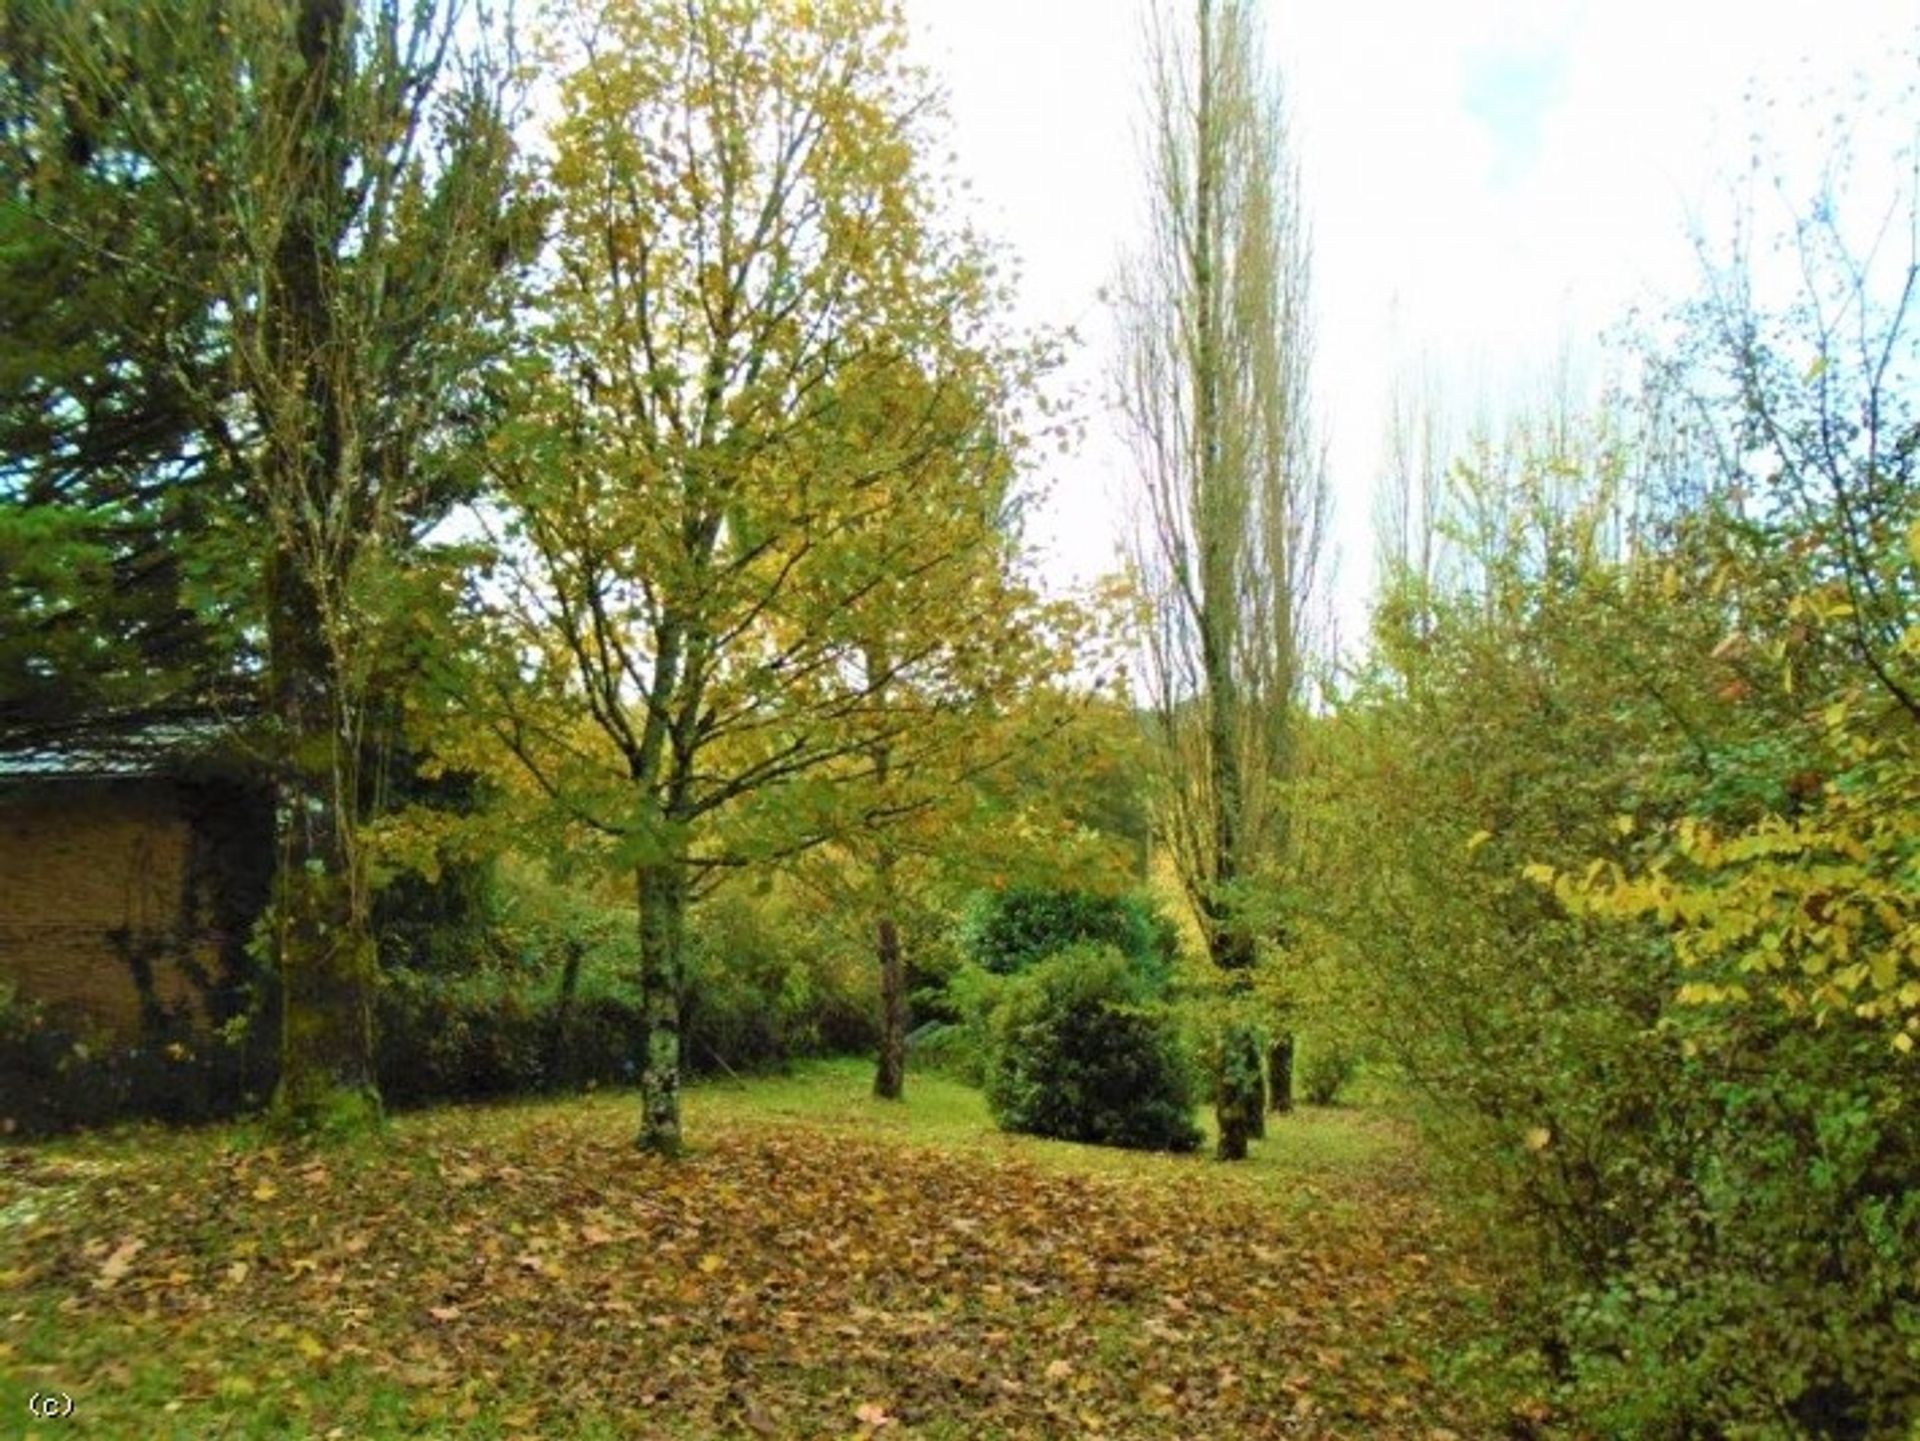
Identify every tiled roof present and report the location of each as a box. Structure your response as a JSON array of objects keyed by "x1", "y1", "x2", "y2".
[{"x1": 0, "y1": 717, "x2": 239, "y2": 781}]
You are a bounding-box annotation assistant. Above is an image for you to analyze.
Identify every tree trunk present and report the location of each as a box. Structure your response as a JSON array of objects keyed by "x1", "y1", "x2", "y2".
[
  {"x1": 865, "y1": 703, "x2": 907, "y2": 1102},
  {"x1": 262, "y1": 0, "x2": 380, "y2": 1136},
  {"x1": 1207, "y1": 928, "x2": 1261, "y2": 1158},
  {"x1": 1268, "y1": 1031, "x2": 1295, "y2": 1115},
  {"x1": 1248, "y1": 1034, "x2": 1268, "y2": 1139},
  {"x1": 549, "y1": 938, "x2": 585, "y2": 1090},
  {"x1": 636, "y1": 859, "x2": 687, "y2": 1156},
  {"x1": 265, "y1": 554, "x2": 379, "y2": 1132},
  {"x1": 1215, "y1": 1021, "x2": 1262, "y2": 1162},
  {"x1": 270, "y1": 835, "x2": 379, "y2": 1130},
  {"x1": 873, "y1": 908, "x2": 907, "y2": 1101}
]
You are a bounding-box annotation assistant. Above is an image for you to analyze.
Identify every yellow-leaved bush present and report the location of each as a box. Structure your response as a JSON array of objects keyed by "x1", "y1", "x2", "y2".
[{"x1": 1533, "y1": 563, "x2": 1920, "y2": 1052}]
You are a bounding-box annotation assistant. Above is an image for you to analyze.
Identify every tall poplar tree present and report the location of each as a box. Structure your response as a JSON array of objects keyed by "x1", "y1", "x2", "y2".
[{"x1": 1116, "y1": 0, "x2": 1325, "y2": 1160}]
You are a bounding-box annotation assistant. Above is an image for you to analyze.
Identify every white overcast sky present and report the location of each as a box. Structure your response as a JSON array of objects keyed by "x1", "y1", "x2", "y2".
[{"x1": 900, "y1": 0, "x2": 1918, "y2": 647}]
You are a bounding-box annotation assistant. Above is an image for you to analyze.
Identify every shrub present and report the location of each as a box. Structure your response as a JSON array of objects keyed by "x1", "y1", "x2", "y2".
[
  {"x1": 5, "y1": 873, "x2": 885, "y2": 1133},
  {"x1": 982, "y1": 943, "x2": 1200, "y2": 1152},
  {"x1": 374, "y1": 968, "x2": 567, "y2": 1106},
  {"x1": 960, "y1": 886, "x2": 1177, "y2": 990},
  {"x1": 1308, "y1": 424, "x2": 1920, "y2": 1431},
  {"x1": 0, "y1": 983, "x2": 270, "y2": 1136},
  {"x1": 1539, "y1": 1016, "x2": 1919, "y2": 1438},
  {"x1": 681, "y1": 892, "x2": 877, "y2": 1072},
  {"x1": 904, "y1": 1018, "x2": 986, "y2": 1085},
  {"x1": 1299, "y1": 1036, "x2": 1359, "y2": 1106}
]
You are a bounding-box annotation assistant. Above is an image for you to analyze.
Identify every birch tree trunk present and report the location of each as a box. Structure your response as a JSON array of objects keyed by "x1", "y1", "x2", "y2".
[{"x1": 636, "y1": 857, "x2": 688, "y2": 1156}]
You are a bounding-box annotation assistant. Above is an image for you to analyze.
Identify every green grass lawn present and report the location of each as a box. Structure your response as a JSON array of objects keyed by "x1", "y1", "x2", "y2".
[
  {"x1": 689, "y1": 1058, "x2": 1405, "y2": 1187},
  {"x1": 0, "y1": 1061, "x2": 1520, "y2": 1439}
]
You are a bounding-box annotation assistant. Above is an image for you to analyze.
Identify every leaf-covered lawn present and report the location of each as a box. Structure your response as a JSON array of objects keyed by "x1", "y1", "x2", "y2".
[{"x1": 1, "y1": 1063, "x2": 1512, "y2": 1438}]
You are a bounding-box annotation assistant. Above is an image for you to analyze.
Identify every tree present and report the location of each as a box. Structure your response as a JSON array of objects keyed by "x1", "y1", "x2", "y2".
[
  {"x1": 5, "y1": 0, "x2": 532, "y2": 1129},
  {"x1": 849, "y1": 673, "x2": 1095, "y2": 1104},
  {"x1": 473, "y1": 0, "x2": 1050, "y2": 1154},
  {"x1": 1375, "y1": 359, "x2": 1452, "y2": 608},
  {"x1": 0, "y1": 7, "x2": 249, "y2": 729},
  {"x1": 773, "y1": 659, "x2": 1144, "y2": 1103},
  {"x1": 796, "y1": 363, "x2": 1087, "y2": 1104},
  {"x1": 1114, "y1": 0, "x2": 1325, "y2": 1159}
]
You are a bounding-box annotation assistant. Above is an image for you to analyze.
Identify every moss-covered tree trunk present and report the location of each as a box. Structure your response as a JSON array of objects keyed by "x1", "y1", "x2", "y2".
[
  {"x1": 635, "y1": 858, "x2": 687, "y2": 1156},
  {"x1": 268, "y1": 560, "x2": 380, "y2": 1130},
  {"x1": 1248, "y1": 1035, "x2": 1268, "y2": 1140},
  {"x1": 1215, "y1": 1021, "x2": 1263, "y2": 1162},
  {"x1": 265, "y1": 0, "x2": 379, "y2": 1134}
]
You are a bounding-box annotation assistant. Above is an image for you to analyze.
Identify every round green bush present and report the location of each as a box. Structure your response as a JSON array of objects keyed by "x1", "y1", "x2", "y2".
[{"x1": 983, "y1": 943, "x2": 1200, "y2": 1153}]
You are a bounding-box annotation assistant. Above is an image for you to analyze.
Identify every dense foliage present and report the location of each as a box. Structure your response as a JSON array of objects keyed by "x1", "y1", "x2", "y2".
[
  {"x1": 3, "y1": 3, "x2": 1915, "y2": 1434},
  {"x1": 1, "y1": 871, "x2": 878, "y2": 1136},
  {"x1": 1303, "y1": 194, "x2": 1919, "y2": 1431},
  {"x1": 982, "y1": 943, "x2": 1201, "y2": 1153},
  {"x1": 960, "y1": 886, "x2": 1179, "y2": 989}
]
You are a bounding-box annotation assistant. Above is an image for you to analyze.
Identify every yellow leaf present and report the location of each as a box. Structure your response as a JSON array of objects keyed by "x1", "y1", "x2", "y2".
[
  {"x1": 1612, "y1": 814, "x2": 1634, "y2": 837},
  {"x1": 1465, "y1": 829, "x2": 1493, "y2": 853},
  {"x1": 252, "y1": 1181, "x2": 278, "y2": 1202},
  {"x1": 1523, "y1": 1127, "x2": 1552, "y2": 1151},
  {"x1": 1870, "y1": 951, "x2": 1898, "y2": 992},
  {"x1": 699, "y1": 1252, "x2": 725, "y2": 1274}
]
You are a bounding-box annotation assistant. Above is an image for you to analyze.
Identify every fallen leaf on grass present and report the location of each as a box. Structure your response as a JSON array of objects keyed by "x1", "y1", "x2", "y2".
[
  {"x1": 16, "y1": 1084, "x2": 1507, "y2": 1438},
  {"x1": 95, "y1": 1237, "x2": 144, "y2": 1287}
]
